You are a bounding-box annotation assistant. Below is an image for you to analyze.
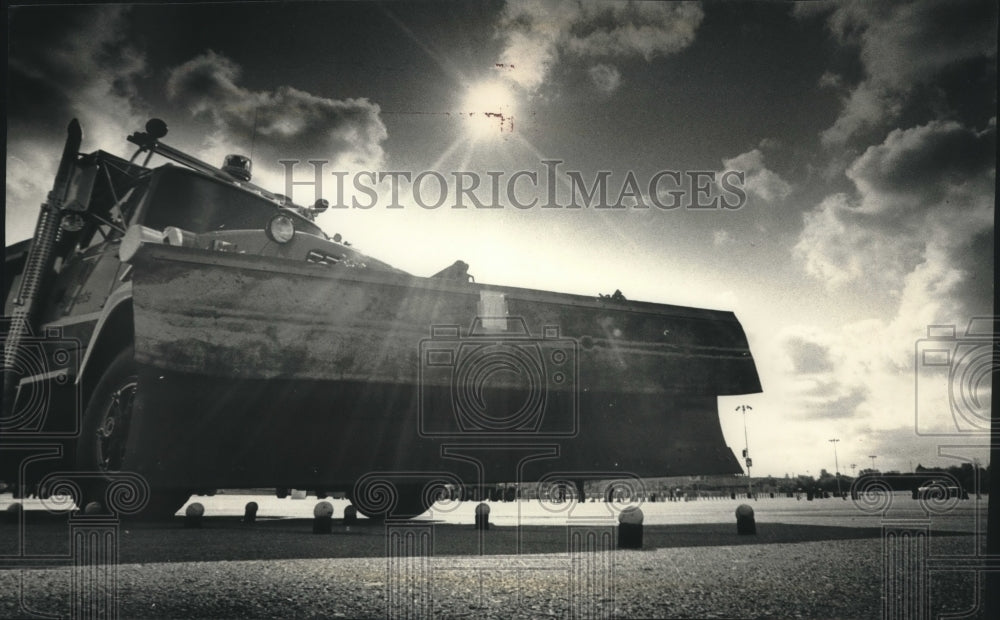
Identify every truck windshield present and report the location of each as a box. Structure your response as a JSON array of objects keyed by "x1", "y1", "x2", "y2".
[{"x1": 140, "y1": 167, "x2": 324, "y2": 237}]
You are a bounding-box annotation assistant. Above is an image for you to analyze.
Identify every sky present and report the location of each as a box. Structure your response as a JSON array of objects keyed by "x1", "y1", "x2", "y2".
[{"x1": 5, "y1": 0, "x2": 997, "y2": 478}]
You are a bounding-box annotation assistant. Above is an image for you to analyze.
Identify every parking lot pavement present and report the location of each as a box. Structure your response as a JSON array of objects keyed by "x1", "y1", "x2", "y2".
[
  {"x1": 173, "y1": 490, "x2": 986, "y2": 531},
  {"x1": 3, "y1": 490, "x2": 986, "y2": 532},
  {"x1": 0, "y1": 492, "x2": 987, "y2": 618}
]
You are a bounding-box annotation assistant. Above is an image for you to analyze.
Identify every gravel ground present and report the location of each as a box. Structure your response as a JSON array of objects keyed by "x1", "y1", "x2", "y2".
[
  {"x1": 0, "y1": 525, "x2": 987, "y2": 618},
  {"x1": 0, "y1": 494, "x2": 989, "y2": 618}
]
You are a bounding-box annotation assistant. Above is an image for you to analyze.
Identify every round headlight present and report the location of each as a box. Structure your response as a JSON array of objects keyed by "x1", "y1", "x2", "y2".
[{"x1": 266, "y1": 214, "x2": 295, "y2": 243}]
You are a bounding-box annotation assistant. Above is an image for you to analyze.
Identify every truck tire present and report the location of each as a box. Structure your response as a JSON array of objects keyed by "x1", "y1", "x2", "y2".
[
  {"x1": 349, "y1": 483, "x2": 436, "y2": 521},
  {"x1": 77, "y1": 347, "x2": 189, "y2": 519}
]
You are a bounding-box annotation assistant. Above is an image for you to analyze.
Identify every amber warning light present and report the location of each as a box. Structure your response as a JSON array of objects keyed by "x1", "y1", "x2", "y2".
[{"x1": 223, "y1": 154, "x2": 252, "y2": 181}]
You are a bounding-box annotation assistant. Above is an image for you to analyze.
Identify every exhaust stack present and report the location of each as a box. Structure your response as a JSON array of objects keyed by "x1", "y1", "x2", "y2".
[{"x1": 3, "y1": 119, "x2": 82, "y2": 413}]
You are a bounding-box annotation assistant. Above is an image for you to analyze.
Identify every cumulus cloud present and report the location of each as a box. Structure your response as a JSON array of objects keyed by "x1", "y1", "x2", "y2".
[
  {"x1": 166, "y1": 51, "x2": 387, "y2": 173},
  {"x1": 778, "y1": 117, "x2": 993, "y2": 440},
  {"x1": 643, "y1": 147, "x2": 790, "y2": 209},
  {"x1": 497, "y1": 0, "x2": 703, "y2": 92},
  {"x1": 722, "y1": 149, "x2": 792, "y2": 203},
  {"x1": 767, "y1": 326, "x2": 871, "y2": 422},
  {"x1": 795, "y1": 120, "x2": 995, "y2": 300},
  {"x1": 761, "y1": 312, "x2": 961, "y2": 439},
  {"x1": 795, "y1": 192, "x2": 917, "y2": 289},
  {"x1": 784, "y1": 119, "x2": 994, "y2": 442},
  {"x1": 588, "y1": 63, "x2": 622, "y2": 93},
  {"x1": 798, "y1": 0, "x2": 997, "y2": 145},
  {"x1": 817, "y1": 71, "x2": 843, "y2": 89},
  {"x1": 785, "y1": 336, "x2": 835, "y2": 374}
]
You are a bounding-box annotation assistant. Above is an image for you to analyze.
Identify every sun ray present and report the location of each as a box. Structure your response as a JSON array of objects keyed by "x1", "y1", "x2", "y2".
[
  {"x1": 509, "y1": 131, "x2": 640, "y2": 251},
  {"x1": 430, "y1": 134, "x2": 468, "y2": 171},
  {"x1": 378, "y1": 5, "x2": 468, "y2": 87},
  {"x1": 456, "y1": 142, "x2": 474, "y2": 172}
]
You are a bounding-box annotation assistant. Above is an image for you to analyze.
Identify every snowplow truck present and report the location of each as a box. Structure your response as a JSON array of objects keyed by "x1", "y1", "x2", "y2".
[{"x1": 2, "y1": 119, "x2": 762, "y2": 519}]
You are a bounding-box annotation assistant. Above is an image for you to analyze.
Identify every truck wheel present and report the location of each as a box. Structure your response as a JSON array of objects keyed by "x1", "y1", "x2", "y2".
[
  {"x1": 77, "y1": 347, "x2": 189, "y2": 519},
  {"x1": 349, "y1": 483, "x2": 436, "y2": 520},
  {"x1": 388, "y1": 485, "x2": 433, "y2": 519}
]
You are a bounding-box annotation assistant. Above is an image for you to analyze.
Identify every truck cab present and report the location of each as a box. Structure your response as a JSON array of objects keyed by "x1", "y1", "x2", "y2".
[{"x1": 1, "y1": 120, "x2": 390, "y2": 514}]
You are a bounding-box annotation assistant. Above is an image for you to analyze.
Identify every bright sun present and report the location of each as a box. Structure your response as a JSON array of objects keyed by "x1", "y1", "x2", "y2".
[{"x1": 462, "y1": 81, "x2": 516, "y2": 139}]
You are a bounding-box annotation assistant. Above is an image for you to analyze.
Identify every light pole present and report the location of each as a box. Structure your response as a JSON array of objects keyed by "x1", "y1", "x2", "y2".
[
  {"x1": 851, "y1": 463, "x2": 856, "y2": 476},
  {"x1": 736, "y1": 405, "x2": 753, "y2": 499},
  {"x1": 869, "y1": 454, "x2": 877, "y2": 472},
  {"x1": 829, "y1": 439, "x2": 842, "y2": 498}
]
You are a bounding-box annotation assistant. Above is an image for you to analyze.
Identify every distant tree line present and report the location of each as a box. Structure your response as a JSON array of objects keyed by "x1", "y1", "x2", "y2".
[{"x1": 769, "y1": 462, "x2": 989, "y2": 495}]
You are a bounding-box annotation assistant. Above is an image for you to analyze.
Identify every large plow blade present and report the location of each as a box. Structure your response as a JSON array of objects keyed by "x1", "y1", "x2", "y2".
[{"x1": 125, "y1": 244, "x2": 761, "y2": 490}]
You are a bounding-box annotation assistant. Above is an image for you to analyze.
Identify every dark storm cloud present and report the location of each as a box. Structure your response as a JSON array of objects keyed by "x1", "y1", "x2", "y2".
[
  {"x1": 166, "y1": 51, "x2": 387, "y2": 166},
  {"x1": 798, "y1": 0, "x2": 997, "y2": 145},
  {"x1": 6, "y1": 5, "x2": 148, "y2": 243},
  {"x1": 790, "y1": 0, "x2": 996, "y2": 401},
  {"x1": 165, "y1": 51, "x2": 244, "y2": 111},
  {"x1": 847, "y1": 120, "x2": 996, "y2": 206},
  {"x1": 949, "y1": 227, "x2": 995, "y2": 316},
  {"x1": 7, "y1": 5, "x2": 146, "y2": 134}
]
